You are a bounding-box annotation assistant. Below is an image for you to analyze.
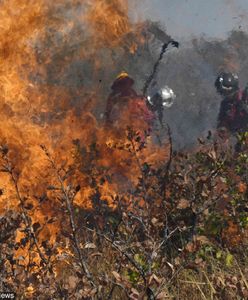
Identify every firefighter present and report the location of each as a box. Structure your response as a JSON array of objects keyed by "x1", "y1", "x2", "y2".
[
  {"x1": 215, "y1": 72, "x2": 248, "y2": 134},
  {"x1": 105, "y1": 71, "x2": 155, "y2": 132}
]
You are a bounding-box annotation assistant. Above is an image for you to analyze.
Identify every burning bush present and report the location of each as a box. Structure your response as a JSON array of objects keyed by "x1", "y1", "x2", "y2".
[{"x1": 0, "y1": 129, "x2": 247, "y2": 299}]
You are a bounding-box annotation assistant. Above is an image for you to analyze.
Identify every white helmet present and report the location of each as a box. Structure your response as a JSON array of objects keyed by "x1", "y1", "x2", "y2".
[{"x1": 147, "y1": 86, "x2": 176, "y2": 109}]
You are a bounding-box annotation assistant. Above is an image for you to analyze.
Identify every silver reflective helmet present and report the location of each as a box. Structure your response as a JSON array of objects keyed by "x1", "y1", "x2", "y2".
[
  {"x1": 215, "y1": 72, "x2": 239, "y2": 95},
  {"x1": 147, "y1": 86, "x2": 176, "y2": 108}
]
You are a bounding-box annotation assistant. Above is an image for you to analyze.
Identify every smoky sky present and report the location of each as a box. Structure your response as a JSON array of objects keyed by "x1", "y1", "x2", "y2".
[{"x1": 133, "y1": 0, "x2": 248, "y2": 39}]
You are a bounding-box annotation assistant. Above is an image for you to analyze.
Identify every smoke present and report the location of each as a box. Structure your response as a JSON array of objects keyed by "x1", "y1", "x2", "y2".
[
  {"x1": 2, "y1": 0, "x2": 248, "y2": 153},
  {"x1": 33, "y1": 5, "x2": 248, "y2": 149},
  {"x1": 152, "y1": 30, "x2": 248, "y2": 148},
  {"x1": 38, "y1": 10, "x2": 248, "y2": 149}
]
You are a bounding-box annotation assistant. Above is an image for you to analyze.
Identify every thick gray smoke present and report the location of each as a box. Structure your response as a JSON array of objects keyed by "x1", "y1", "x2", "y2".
[
  {"x1": 151, "y1": 30, "x2": 248, "y2": 148},
  {"x1": 34, "y1": 8, "x2": 248, "y2": 149},
  {"x1": 115, "y1": 27, "x2": 248, "y2": 149}
]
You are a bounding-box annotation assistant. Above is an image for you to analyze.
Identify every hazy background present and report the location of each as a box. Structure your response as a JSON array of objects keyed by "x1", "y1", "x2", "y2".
[
  {"x1": 133, "y1": 0, "x2": 248, "y2": 39},
  {"x1": 125, "y1": 0, "x2": 248, "y2": 148}
]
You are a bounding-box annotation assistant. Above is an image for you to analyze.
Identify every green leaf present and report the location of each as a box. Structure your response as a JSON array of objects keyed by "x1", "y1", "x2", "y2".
[
  {"x1": 225, "y1": 253, "x2": 233, "y2": 267},
  {"x1": 125, "y1": 269, "x2": 139, "y2": 284},
  {"x1": 216, "y1": 250, "x2": 222, "y2": 259},
  {"x1": 134, "y1": 254, "x2": 146, "y2": 268}
]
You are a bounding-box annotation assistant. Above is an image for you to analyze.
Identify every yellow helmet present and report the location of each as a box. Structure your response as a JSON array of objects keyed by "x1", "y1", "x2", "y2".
[
  {"x1": 111, "y1": 71, "x2": 134, "y2": 91},
  {"x1": 116, "y1": 71, "x2": 129, "y2": 80}
]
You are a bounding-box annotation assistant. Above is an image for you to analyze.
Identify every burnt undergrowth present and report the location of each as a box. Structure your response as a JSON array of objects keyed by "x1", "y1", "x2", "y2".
[{"x1": 0, "y1": 129, "x2": 247, "y2": 299}]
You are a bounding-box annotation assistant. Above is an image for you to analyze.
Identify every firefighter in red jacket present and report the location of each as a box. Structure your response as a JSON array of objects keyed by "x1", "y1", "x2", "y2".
[
  {"x1": 105, "y1": 72, "x2": 155, "y2": 133},
  {"x1": 215, "y1": 72, "x2": 248, "y2": 133}
]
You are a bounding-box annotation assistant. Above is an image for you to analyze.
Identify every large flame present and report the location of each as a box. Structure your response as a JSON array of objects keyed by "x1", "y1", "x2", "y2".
[{"x1": 0, "y1": 0, "x2": 169, "y2": 272}]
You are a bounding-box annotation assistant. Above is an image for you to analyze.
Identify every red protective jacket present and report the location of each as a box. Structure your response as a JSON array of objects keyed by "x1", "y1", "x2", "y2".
[
  {"x1": 217, "y1": 89, "x2": 248, "y2": 133},
  {"x1": 105, "y1": 74, "x2": 155, "y2": 132}
]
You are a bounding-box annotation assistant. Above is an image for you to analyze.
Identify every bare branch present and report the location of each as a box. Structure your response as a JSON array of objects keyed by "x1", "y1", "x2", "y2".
[
  {"x1": 41, "y1": 145, "x2": 96, "y2": 288},
  {"x1": 0, "y1": 147, "x2": 48, "y2": 267}
]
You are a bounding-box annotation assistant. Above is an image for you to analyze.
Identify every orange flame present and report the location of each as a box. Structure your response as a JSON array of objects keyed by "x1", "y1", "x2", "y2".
[{"x1": 0, "y1": 0, "x2": 169, "y2": 270}]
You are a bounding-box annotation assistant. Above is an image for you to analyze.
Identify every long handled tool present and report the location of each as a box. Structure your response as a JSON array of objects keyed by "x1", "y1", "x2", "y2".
[
  {"x1": 143, "y1": 40, "x2": 179, "y2": 127},
  {"x1": 142, "y1": 40, "x2": 179, "y2": 97}
]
